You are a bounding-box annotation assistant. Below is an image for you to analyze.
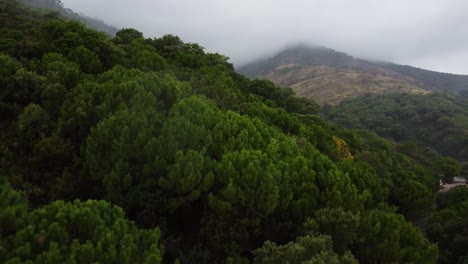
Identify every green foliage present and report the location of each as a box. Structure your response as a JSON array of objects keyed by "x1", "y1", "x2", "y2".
[
  {"x1": 311, "y1": 208, "x2": 360, "y2": 254},
  {"x1": 356, "y1": 209, "x2": 438, "y2": 264},
  {"x1": 436, "y1": 186, "x2": 468, "y2": 209},
  {"x1": 427, "y1": 188, "x2": 468, "y2": 264},
  {"x1": 348, "y1": 130, "x2": 437, "y2": 219},
  {"x1": 254, "y1": 234, "x2": 357, "y2": 264},
  {"x1": 69, "y1": 45, "x2": 103, "y2": 73},
  {"x1": 0, "y1": 54, "x2": 21, "y2": 93},
  {"x1": 17, "y1": 103, "x2": 51, "y2": 148},
  {"x1": 0, "y1": 177, "x2": 28, "y2": 244},
  {"x1": 338, "y1": 160, "x2": 387, "y2": 208},
  {"x1": 0, "y1": 0, "x2": 44, "y2": 58},
  {"x1": 1, "y1": 178, "x2": 163, "y2": 263},
  {"x1": 9, "y1": 201, "x2": 162, "y2": 263},
  {"x1": 0, "y1": 3, "x2": 444, "y2": 263},
  {"x1": 114, "y1": 32, "x2": 167, "y2": 72},
  {"x1": 246, "y1": 79, "x2": 320, "y2": 115},
  {"x1": 113, "y1": 28, "x2": 144, "y2": 45},
  {"x1": 323, "y1": 93, "x2": 468, "y2": 167},
  {"x1": 83, "y1": 109, "x2": 163, "y2": 209},
  {"x1": 0, "y1": 65, "x2": 48, "y2": 106},
  {"x1": 150, "y1": 34, "x2": 208, "y2": 69},
  {"x1": 41, "y1": 52, "x2": 80, "y2": 89},
  {"x1": 205, "y1": 150, "x2": 280, "y2": 252}
]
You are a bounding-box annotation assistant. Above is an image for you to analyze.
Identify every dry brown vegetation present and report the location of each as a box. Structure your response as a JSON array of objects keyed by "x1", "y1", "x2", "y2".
[{"x1": 259, "y1": 64, "x2": 429, "y2": 105}]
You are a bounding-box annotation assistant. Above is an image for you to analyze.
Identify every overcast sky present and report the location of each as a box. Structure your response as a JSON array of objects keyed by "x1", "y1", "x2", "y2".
[{"x1": 61, "y1": 0, "x2": 468, "y2": 74}]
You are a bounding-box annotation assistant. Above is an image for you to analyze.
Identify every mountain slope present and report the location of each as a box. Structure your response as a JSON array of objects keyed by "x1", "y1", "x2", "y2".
[
  {"x1": 19, "y1": 0, "x2": 118, "y2": 36},
  {"x1": 238, "y1": 44, "x2": 467, "y2": 105},
  {"x1": 7, "y1": 1, "x2": 468, "y2": 263},
  {"x1": 322, "y1": 93, "x2": 468, "y2": 165},
  {"x1": 376, "y1": 62, "x2": 468, "y2": 92}
]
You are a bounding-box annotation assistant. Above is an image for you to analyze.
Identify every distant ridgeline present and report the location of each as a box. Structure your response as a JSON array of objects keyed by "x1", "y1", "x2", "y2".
[
  {"x1": 376, "y1": 61, "x2": 468, "y2": 93},
  {"x1": 19, "y1": 0, "x2": 118, "y2": 36},
  {"x1": 1, "y1": 0, "x2": 467, "y2": 263},
  {"x1": 238, "y1": 44, "x2": 468, "y2": 105}
]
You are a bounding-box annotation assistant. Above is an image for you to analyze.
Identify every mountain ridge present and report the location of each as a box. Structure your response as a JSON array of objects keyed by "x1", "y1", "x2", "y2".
[
  {"x1": 19, "y1": 0, "x2": 118, "y2": 36},
  {"x1": 238, "y1": 44, "x2": 468, "y2": 105},
  {"x1": 375, "y1": 61, "x2": 468, "y2": 92}
]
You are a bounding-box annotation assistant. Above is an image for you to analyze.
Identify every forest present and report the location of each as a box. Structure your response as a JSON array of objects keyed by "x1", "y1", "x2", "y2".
[
  {"x1": 322, "y1": 94, "x2": 468, "y2": 264},
  {"x1": 322, "y1": 93, "x2": 468, "y2": 177},
  {"x1": 0, "y1": 0, "x2": 466, "y2": 263}
]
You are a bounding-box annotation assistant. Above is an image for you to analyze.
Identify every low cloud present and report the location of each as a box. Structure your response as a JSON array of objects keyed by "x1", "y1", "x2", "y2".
[{"x1": 62, "y1": 0, "x2": 468, "y2": 74}]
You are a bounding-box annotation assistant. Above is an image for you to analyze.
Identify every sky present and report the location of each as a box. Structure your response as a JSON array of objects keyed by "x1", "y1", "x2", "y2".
[{"x1": 61, "y1": 0, "x2": 468, "y2": 74}]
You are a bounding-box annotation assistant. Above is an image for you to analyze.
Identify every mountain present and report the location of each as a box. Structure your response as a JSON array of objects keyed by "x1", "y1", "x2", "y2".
[
  {"x1": 238, "y1": 44, "x2": 468, "y2": 105},
  {"x1": 1, "y1": 1, "x2": 465, "y2": 263},
  {"x1": 19, "y1": 0, "x2": 118, "y2": 36},
  {"x1": 376, "y1": 61, "x2": 468, "y2": 92},
  {"x1": 322, "y1": 92, "x2": 468, "y2": 166}
]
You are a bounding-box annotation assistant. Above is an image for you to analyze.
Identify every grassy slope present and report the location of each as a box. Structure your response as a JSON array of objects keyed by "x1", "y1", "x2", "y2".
[
  {"x1": 260, "y1": 64, "x2": 428, "y2": 105},
  {"x1": 238, "y1": 45, "x2": 468, "y2": 105}
]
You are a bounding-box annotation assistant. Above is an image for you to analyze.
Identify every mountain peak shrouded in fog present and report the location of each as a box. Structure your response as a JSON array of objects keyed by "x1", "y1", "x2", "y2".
[
  {"x1": 60, "y1": 0, "x2": 468, "y2": 74},
  {"x1": 238, "y1": 43, "x2": 357, "y2": 75},
  {"x1": 238, "y1": 44, "x2": 468, "y2": 105}
]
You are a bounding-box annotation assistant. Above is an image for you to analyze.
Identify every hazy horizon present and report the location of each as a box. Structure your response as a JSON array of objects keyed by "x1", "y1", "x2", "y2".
[{"x1": 61, "y1": 0, "x2": 468, "y2": 75}]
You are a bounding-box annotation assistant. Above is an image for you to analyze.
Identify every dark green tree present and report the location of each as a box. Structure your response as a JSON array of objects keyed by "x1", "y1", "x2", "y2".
[
  {"x1": 4, "y1": 199, "x2": 163, "y2": 263},
  {"x1": 254, "y1": 234, "x2": 357, "y2": 264},
  {"x1": 427, "y1": 188, "x2": 468, "y2": 264},
  {"x1": 113, "y1": 28, "x2": 144, "y2": 45},
  {"x1": 0, "y1": 177, "x2": 28, "y2": 262},
  {"x1": 356, "y1": 209, "x2": 438, "y2": 264}
]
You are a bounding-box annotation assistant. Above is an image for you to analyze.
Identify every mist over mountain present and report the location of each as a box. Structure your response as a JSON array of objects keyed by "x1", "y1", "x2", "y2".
[
  {"x1": 238, "y1": 44, "x2": 468, "y2": 105},
  {"x1": 60, "y1": 0, "x2": 468, "y2": 75},
  {"x1": 375, "y1": 61, "x2": 468, "y2": 92},
  {"x1": 19, "y1": 0, "x2": 118, "y2": 36}
]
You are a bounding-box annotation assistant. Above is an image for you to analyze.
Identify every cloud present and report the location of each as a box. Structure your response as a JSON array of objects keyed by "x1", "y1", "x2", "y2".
[{"x1": 62, "y1": 0, "x2": 468, "y2": 74}]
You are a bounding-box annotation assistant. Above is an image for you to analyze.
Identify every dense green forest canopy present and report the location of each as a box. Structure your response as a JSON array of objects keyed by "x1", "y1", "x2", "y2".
[
  {"x1": 427, "y1": 187, "x2": 468, "y2": 264},
  {"x1": 1, "y1": 0, "x2": 464, "y2": 262},
  {"x1": 322, "y1": 93, "x2": 468, "y2": 176}
]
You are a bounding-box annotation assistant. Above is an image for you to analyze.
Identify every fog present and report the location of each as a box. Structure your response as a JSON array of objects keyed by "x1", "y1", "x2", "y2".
[{"x1": 61, "y1": 0, "x2": 468, "y2": 74}]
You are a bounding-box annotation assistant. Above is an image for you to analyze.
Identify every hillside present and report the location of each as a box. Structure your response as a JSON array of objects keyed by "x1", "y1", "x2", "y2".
[
  {"x1": 1, "y1": 1, "x2": 466, "y2": 263},
  {"x1": 377, "y1": 62, "x2": 468, "y2": 92},
  {"x1": 238, "y1": 44, "x2": 468, "y2": 105},
  {"x1": 19, "y1": 0, "x2": 118, "y2": 36},
  {"x1": 322, "y1": 93, "x2": 468, "y2": 168}
]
